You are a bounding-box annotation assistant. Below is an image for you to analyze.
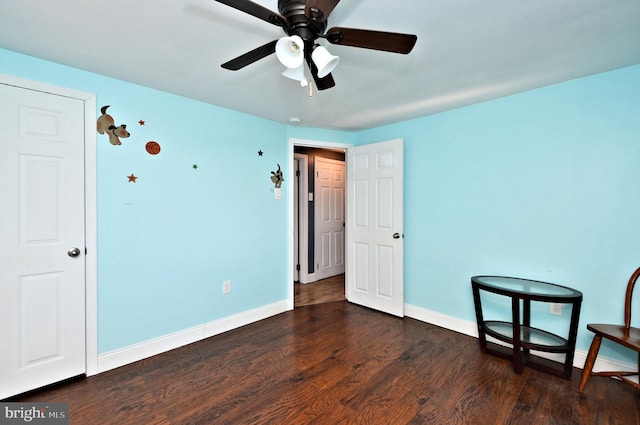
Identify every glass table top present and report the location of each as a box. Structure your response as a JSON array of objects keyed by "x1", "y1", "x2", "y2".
[{"x1": 472, "y1": 276, "x2": 582, "y2": 298}]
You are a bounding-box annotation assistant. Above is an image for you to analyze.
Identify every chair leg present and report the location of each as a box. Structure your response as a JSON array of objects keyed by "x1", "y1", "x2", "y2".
[{"x1": 579, "y1": 335, "x2": 602, "y2": 392}]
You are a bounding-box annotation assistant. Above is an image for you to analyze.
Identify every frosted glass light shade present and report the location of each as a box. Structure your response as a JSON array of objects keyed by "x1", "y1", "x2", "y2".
[
  {"x1": 311, "y1": 45, "x2": 339, "y2": 78},
  {"x1": 276, "y1": 35, "x2": 304, "y2": 69}
]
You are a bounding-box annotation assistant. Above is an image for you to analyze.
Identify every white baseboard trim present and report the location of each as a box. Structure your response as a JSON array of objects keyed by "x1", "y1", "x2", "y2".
[
  {"x1": 300, "y1": 272, "x2": 317, "y2": 284},
  {"x1": 97, "y1": 300, "x2": 290, "y2": 374},
  {"x1": 405, "y1": 303, "x2": 479, "y2": 338},
  {"x1": 404, "y1": 303, "x2": 635, "y2": 376}
]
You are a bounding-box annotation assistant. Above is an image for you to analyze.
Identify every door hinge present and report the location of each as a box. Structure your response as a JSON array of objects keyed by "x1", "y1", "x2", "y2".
[
  {"x1": 296, "y1": 264, "x2": 301, "y2": 271},
  {"x1": 296, "y1": 170, "x2": 300, "y2": 177}
]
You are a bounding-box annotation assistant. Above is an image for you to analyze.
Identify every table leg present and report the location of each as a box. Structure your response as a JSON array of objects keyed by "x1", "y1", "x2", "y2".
[
  {"x1": 522, "y1": 299, "x2": 531, "y2": 361},
  {"x1": 564, "y1": 300, "x2": 582, "y2": 379},
  {"x1": 511, "y1": 297, "x2": 523, "y2": 374},
  {"x1": 472, "y1": 284, "x2": 488, "y2": 352}
]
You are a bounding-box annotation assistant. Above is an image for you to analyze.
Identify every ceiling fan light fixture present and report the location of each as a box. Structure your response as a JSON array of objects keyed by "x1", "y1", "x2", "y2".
[
  {"x1": 214, "y1": 0, "x2": 418, "y2": 91},
  {"x1": 281, "y1": 64, "x2": 308, "y2": 87},
  {"x1": 311, "y1": 45, "x2": 340, "y2": 78},
  {"x1": 275, "y1": 35, "x2": 305, "y2": 69}
]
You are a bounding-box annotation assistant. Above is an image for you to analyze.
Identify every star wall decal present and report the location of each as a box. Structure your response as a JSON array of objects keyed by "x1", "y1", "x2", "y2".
[
  {"x1": 128, "y1": 173, "x2": 138, "y2": 183},
  {"x1": 138, "y1": 120, "x2": 145, "y2": 126},
  {"x1": 192, "y1": 164, "x2": 198, "y2": 170},
  {"x1": 258, "y1": 150, "x2": 263, "y2": 156}
]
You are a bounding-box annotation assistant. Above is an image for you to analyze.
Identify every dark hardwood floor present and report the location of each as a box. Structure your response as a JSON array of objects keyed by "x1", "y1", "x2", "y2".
[{"x1": 13, "y1": 300, "x2": 640, "y2": 424}]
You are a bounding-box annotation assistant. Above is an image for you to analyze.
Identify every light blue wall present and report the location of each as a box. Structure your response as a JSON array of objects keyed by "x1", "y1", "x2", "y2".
[
  {"x1": 0, "y1": 48, "x2": 352, "y2": 353},
  {"x1": 357, "y1": 64, "x2": 640, "y2": 363},
  {"x1": 3, "y1": 47, "x2": 640, "y2": 365}
]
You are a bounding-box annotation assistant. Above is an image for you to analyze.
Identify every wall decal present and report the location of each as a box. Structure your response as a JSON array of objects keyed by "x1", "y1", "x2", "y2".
[
  {"x1": 270, "y1": 164, "x2": 284, "y2": 188},
  {"x1": 192, "y1": 164, "x2": 198, "y2": 170},
  {"x1": 138, "y1": 120, "x2": 145, "y2": 126},
  {"x1": 258, "y1": 150, "x2": 264, "y2": 156},
  {"x1": 97, "y1": 105, "x2": 130, "y2": 145},
  {"x1": 127, "y1": 174, "x2": 138, "y2": 183},
  {"x1": 146, "y1": 141, "x2": 161, "y2": 155},
  {"x1": 97, "y1": 105, "x2": 130, "y2": 146}
]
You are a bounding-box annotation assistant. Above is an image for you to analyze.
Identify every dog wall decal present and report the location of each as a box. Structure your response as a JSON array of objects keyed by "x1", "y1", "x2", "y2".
[
  {"x1": 271, "y1": 164, "x2": 284, "y2": 188},
  {"x1": 97, "y1": 105, "x2": 130, "y2": 145}
]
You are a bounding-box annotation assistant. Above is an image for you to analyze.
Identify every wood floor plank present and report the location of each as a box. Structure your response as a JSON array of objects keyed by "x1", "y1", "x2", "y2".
[
  {"x1": 573, "y1": 373, "x2": 640, "y2": 425},
  {"x1": 507, "y1": 372, "x2": 577, "y2": 425}
]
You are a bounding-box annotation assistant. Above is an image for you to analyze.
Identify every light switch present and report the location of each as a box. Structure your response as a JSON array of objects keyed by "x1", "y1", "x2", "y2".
[{"x1": 274, "y1": 188, "x2": 282, "y2": 200}]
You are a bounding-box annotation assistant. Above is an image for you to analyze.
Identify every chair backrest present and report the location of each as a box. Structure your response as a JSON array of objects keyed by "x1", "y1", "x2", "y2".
[{"x1": 623, "y1": 267, "x2": 640, "y2": 329}]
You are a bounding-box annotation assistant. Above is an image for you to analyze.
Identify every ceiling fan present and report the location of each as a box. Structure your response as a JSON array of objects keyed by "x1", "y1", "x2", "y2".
[{"x1": 213, "y1": 0, "x2": 418, "y2": 90}]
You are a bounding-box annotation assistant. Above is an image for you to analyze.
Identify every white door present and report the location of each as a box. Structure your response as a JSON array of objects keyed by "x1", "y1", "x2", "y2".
[
  {"x1": 314, "y1": 157, "x2": 345, "y2": 280},
  {"x1": 0, "y1": 83, "x2": 87, "y2": 399},
  {"x1": 346, "y1": 139, "x2": 404, "y2": 317}
]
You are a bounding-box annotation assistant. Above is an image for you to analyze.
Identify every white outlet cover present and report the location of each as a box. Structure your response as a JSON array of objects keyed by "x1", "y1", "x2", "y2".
[{"x1": 550, "y1": 303, "x2": 562, "y2": 316}]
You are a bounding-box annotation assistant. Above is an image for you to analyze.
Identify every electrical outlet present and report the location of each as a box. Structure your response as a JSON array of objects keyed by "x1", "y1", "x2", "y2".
[
  {"x1": 550, "y1": 303, "x2": 562, "y2": 316},
  {"x1": 223, "y1": 280, "x2": 232, "y2": 295}
]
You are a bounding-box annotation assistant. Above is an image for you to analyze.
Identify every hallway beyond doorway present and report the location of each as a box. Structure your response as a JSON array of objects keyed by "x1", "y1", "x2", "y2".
[{"x1": 294, "y1": 274, "x2": 345, "y2": 307}]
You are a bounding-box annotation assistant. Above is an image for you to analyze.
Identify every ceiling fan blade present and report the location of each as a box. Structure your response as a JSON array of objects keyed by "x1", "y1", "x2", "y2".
[
  {"x1": 213, "y1": 0, "x2": 287, "y2": 28},
  {"x1": 221, "y1": 40, "x2": 277, "y2": 70},
  {"x1": 306, "y1": 56, "x2": 336, "y2": 90},
  {"x1": 305, "y1": 0, "x2": 340, "y2": 22},
  {"x1": 326, "y1": 27, "x2": 417, "y2": 54}
]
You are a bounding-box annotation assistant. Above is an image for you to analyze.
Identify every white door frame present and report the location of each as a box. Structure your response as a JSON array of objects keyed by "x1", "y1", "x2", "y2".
[
  {"x1": 287, "y1": 138, "x2": 352, "y2": 309},
  {"x1": 0, "y1": 73, "x2": 98, "y2": 376},
  {"x1": 293, "y1": 153, "x2": 309, "y2": 284}
]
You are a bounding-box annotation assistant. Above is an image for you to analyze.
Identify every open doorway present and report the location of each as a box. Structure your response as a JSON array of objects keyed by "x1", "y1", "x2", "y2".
[
  {"x1": 292, "y1": 144, "x2": 347, "y2": 308},
  {"x1": 289, "y1": 138, "x2": 405, "y2": 315}
]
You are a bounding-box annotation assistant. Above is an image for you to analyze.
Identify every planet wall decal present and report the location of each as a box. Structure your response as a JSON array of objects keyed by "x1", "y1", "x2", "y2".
[{"x1": 145, "y1": 141, "x2": 161, "y2": 155}]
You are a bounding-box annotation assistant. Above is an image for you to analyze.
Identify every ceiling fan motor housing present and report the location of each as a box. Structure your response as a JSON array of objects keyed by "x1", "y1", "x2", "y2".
[{"x1": 278, "y1": 0, "x2": 327, "y2": 50}]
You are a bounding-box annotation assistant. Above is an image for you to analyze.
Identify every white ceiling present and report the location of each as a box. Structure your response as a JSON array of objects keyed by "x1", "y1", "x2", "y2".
[{"x1": 1, "y1": 0, "x2": 639, "y2": 130}]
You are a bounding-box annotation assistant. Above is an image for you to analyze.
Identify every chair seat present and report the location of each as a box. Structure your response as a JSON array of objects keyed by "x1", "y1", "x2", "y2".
[{"x1": 587, "y1": 323, "x2": 640, "y2": 352}]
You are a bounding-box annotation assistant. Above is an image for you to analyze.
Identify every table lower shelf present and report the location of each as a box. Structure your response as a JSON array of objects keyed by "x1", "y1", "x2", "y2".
[{"x1": 483, "y1": 321, "x2": 569, "y2": 352}]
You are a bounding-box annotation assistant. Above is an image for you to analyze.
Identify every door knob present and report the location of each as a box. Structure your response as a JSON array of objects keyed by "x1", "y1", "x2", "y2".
[
  {"x1": 393, "y1": 233, "x2": 401, "y2": 239},
  {"x1": 67, "y1": 247, "x2": 81, "y2": 257}
]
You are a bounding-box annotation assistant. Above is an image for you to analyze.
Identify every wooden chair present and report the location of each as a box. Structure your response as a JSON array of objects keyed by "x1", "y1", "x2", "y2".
[{"x1": 579, "y1": 266, "x2": 640, "y2": 392}]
